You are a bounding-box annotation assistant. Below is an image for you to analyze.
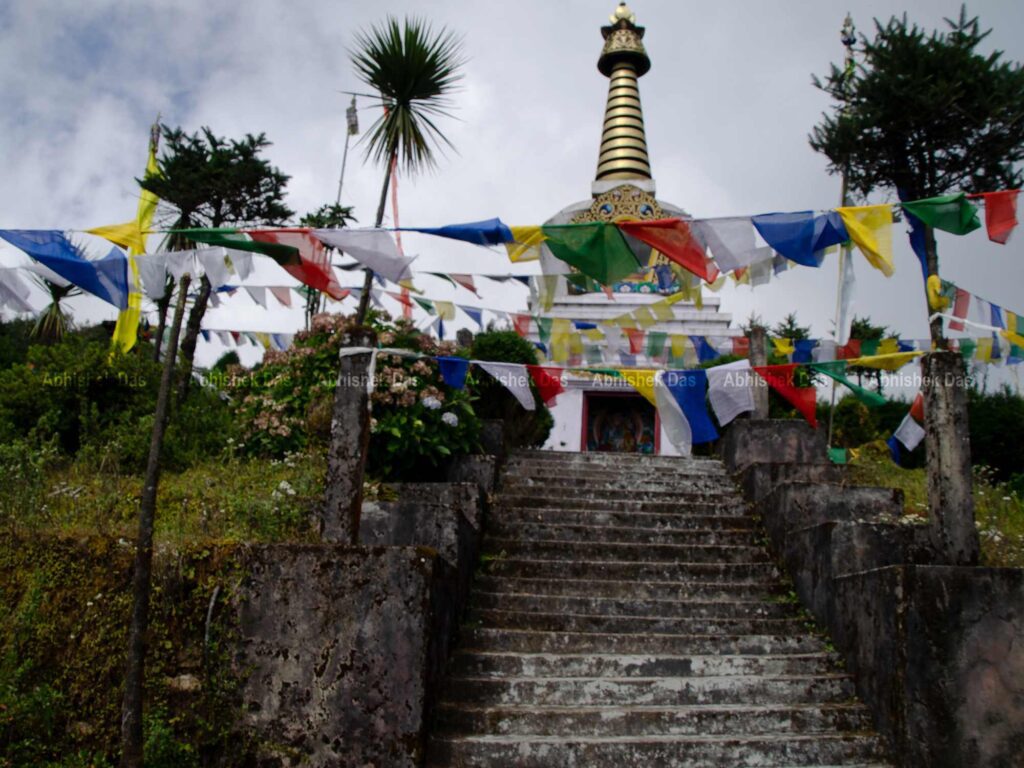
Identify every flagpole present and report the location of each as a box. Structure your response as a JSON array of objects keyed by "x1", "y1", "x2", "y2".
[
  {"x1": 336, "y1": 96, "x2": 358, "y2": 205},
  {"x1": 827, "y1": 14, "x2": 857, "y2": 451}
]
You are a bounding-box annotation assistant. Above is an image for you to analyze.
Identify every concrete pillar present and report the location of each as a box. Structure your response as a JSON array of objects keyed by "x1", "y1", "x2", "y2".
[
  {"x1": 921, "y1": 351, "x2": 979, "y2": 565},
  {"x1": 749, "y1": 327, "x2": 770, "y2": 419},
  {"x1": 321, "y1": 328, "x2": 377, "y2": 543}
]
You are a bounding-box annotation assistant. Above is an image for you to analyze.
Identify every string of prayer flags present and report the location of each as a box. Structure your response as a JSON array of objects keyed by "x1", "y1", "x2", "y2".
[
  {"x1": 751, "y1": 211, "x2": 847, "y2": 268},
  {"x1": 836, "y1": 205, "x2": 894, "y2": 277},
  {"x1": 404, "y1": 218, "x2": 513, "y2": 246},
  {"x1": 706, "y1": 359, "x2": 755, "y2": 426},
  {"x1": 476, "y1": 361, "x2": 536, "y2": 410},
  {"x1": 754, "y1": 364, "x2": 818, "y2": 427},
  {"x1": 541, "y1": 223, "x2": 641, "y2": 285},
  {"x1": 438, "y1": 356, "x2": 470, "y2": 390},
  {"x1": 527, "y1": 365, "x2": 564, "y2": 405},
  {"x1": 0, "y1": 230, "x2": 129, "y2": 309},
  {"x1": 901, "y1": 193, "x2": 981, "y2": 237},
  {"x1": 617, "y1": 219, "x2": 720, "y2": 282},
  {"x1": 312, "y1": 228, "x2": 415, "y2": 284},
  {"x1": 809, "y1": 360, "x2": 887, "y2": 408},
  {"x1": 971, "y1": 190, "x2": 1018, "y2": 244}
]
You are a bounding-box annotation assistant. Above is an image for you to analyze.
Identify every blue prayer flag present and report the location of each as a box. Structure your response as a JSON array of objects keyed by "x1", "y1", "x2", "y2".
[
  {"x1": 0, "y1": 229, "x2": 129, "y2": 309},
  {"x1": 663, "y1": 370, "x2": 718, "y2": 444},
  {"x1": 437, "y1": 356, "x2": 470, "y2": 390},
  {"x1": 793, "y1": 339, "x2": 817, "y2": 364},
  {"x1": 690, "y1": 336, "x2": 719, "y2": 363},
  {"x1": 751, "y1": 211, "x2": 848, "y2": 268},
  {"x1": 886, "y1": 435, "x2": 902, "y2": 465},
  {"x1": 405, "y1": 218, "x2": 513, "y2": 246},
  {"x1": 459, "y1": 305, "x2": 483, "y2": 329}
]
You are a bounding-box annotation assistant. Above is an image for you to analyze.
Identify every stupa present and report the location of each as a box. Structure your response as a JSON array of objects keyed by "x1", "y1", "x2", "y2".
[{"x1": 531, "y1": 2, "x2": 740, "y2": 454}]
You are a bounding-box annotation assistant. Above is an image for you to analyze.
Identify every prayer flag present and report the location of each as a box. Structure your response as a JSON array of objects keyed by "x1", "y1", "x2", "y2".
[
  {"x1": 901, "y1": 193, "x2": 981, "y2": 236},
  {"x1": 312, "y1": 228, "x2": 415, "y2": 284},
  {"x1": 541, "y1": 223, "x2": 641, "y2": 285},
  {"x1": 438, "y1": 356, "x2": 470, "y2": 389},
  {"x1": 653, "y1": 370, "x2": 692, "y2": 455},
  {"x1": 626, "y1": 327, "x2": 646, "y2": 354},
  {"x1": 617, "y1": 219, "x2": 719, "y2": 282},
  {"x1": 459, "y1": 305, "x2": 483, "y2": 329},
  {"x1": 527, "y1": 365, "x2": 564, "y2": 405},
  {"x1": 476, "y1": 361, "x2": 535, "y2": 410},
  {"x1": 620, "y1": 369, "x2": 658, "y2": 406},
  {"x1": 512, "y1": 313, "x2": 531, "y2": 337},
  {"x1": 894, "y1": 413, "x2": 926, "y2": 452},
  {"x1": 810, "y1": 360, "x2": 886, "y2": 407},
  {"x1": 949, "y1": 288, "x2": 971, "y2": 332},
  {"x1": 691, "y1": 217, "x2": 772, "y2": 274},
  {"x1": 836, "y1": 205, "x2": 894, "y2": 277},
  {"x1": 976, "y1": 190, "x2": 1019, "y2": 244},
  {"x1": 506, "y1": 226, "x2": 546, "y2": 262},
  {"x1": 706, "y1": 359, "x2": 755, "y2": 426},
  {"x1": 754, "y1": 364, "x2": 817, "y2": 427},
  {"x1": 663, "y1": 370, "x2": 718, "y2": 444},
  {"x1": 750, "y1": 211, "x2": 848, "y2": 268},
  {"x1": 846, "y1": 351, "x2": 923, "y2": 371},
  {"x1": 405, "y1": 218, "x2": 513, "y2": 246}
]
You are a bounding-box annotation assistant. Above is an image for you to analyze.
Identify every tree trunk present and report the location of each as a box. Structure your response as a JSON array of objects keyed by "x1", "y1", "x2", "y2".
[
  {"x1": 175, "y1": 274, "x2": 212, "y2": 401},
  {"x1": 120, "y1": 274, "x2": 191, "y2": 768},
  {"x1": 354, "y1": 157, "x2": 395, "y2": 324},
  {"x1": 922, "y1": 224, "x2": 946, "y2": 348},
  {"x1": 152, "y1": 276, "x2": 174, "y2": 363},
  {"x1": 749, "y1": 327, "x2": 769, "y2": 418}
]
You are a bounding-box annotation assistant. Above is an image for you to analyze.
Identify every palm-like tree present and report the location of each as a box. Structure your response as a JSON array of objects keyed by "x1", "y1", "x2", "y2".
[
  {"x1": 31, "y1": 279, "x2": 80, "y2": 343},
  {"x1": 349, "y1": 16, "x2": 464, "y2": 322}
]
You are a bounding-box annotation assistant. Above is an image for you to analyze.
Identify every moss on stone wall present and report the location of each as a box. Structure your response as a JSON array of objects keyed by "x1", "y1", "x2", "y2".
[{"x1": 0, "y1": 536, "x2": 252, "y2": 766}]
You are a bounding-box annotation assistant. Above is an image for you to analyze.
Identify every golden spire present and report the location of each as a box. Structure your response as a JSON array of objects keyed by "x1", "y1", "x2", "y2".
[{"x1": 595, "y1": 2, "x2": 652, "y2": 182}]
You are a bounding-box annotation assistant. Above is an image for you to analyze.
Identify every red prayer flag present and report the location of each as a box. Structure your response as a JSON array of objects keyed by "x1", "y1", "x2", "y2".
[
  {"x1": 625, "y1": 327, "x2": 646, "y2": 354},
  {"x1": 731, "y1": 337, "x2": 750, "y2": 357},
  {"x1": 949, "y1": 288, "x2": 971, "y2": 332},
  {"x1": 979, "y1": 190, "x2": 1019, "y2": 244},
  {"x1": 248, "y1": 229, "x2": 347, "y2": 299},
  {"x1": 450, "y1": 273, "x2": 481, "y2": 296},
  {"x1": 617, "y1": 219, "x2": 720, "y2": 282},
  {"x1": 837, "y1": 339, "x2": 861, "y2": 360},
  {"x1": 512, "y1": 313, "x2": 531, "y2": 337},
  {"x1": 527, "y1": 365, "x2": 565, "y2": 405},
  {"x1": 910, "y1": 392, "x2": 925, "y2": 424},
  {"x1": 753, "y1": 364, "x2": 818, "y2": 427},
  {"x1": 387, "y1": 290, "x2": 413, "y2": 308}
]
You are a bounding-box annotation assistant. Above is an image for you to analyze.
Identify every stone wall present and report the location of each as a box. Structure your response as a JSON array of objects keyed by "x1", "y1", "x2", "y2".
[
  {"x1": 236, "y1": 545, "x2": 458, "y2": 768},
  {"x1": 724, "y1": 419, "x2": 1024, "y2": 768}
]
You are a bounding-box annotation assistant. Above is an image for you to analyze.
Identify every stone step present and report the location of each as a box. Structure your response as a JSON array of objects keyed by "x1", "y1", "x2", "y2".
[
  {"x1": 427, "y1": 733, "x2": 887, "y2": 767},
  {"x1": 512, "y1": 449, "x2": 725, "y2": 465},
  {"x1": 498, "y1": 494, "x2": 748, "y2": 515},
  {"x1": 498, "y1": 486, "x2": 746, "y2": 506},
  {"x1": 501, "y1": 475, "x2": 730, "y2": 492},
  {"x1": 482, "y1": 538, "x2": 770, "y2": 564},
  {"x1": 460, "y1": 628, "x2": 830, "y2": 656},
  {"x1": 448, "y1": 652, "x2": 843, "y2": 680},
  {"x1": 468, "y1": 608, "x2": 806, "y2": 636},
  {"x1": 472, "y1": 575, "x2": 784, "y2": 601},
  {"x1": 487, "y1": 520, "x2": 760, "y2": 546},
  {"x1": 468, "y1": 592, "x2": 798, "y2": 620},
  {"x1": 434, "y1": 701, "x2": 874, "y2": 737},
  {"x1": 508, "y1": 452, "x2": 727, "y2": 473},
  {"x1": 495, "y1": 506, "x2": 757, "y2": 530},
  {"x1": 443, "y1": 674, "x2": 857, "y2": 707},
  {"x1": 482, "y1": 557, "x2": 780, "y2": 582}
]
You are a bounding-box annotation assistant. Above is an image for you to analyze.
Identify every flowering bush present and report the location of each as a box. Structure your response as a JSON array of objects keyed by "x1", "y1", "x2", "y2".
[{"x1": 225, "y1": 311, "x2": 481, "y2": 481}]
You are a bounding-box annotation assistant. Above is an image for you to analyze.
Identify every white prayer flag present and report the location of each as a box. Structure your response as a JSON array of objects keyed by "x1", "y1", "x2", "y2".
[
  {"x1": 476, "y1": 361, "x2": 536, "y2": 411},
  {"x1": 894, "y1": 413, "x2": 926, "y2": 452},
  {"x1": 705, "y1": 359, "x2": 755, "y2": 427},
  {"x1": 313, "y1": 229, "x2": 416, "y2": 284}
]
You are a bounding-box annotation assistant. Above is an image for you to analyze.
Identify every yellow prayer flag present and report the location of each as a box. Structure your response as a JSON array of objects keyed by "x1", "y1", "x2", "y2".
[
  {"x1": 926, "y1": 275, "x2": 951, "y2": 312},
  {"x1": 650, "y1": 298, "x2": 676, "y2": 321},
  {"x1": 538, "y1": 274, "x2": 559, "y2": 312},
  {"x1": 255, "y1": 332, "x2": 272, "y2": 349},
  {"x1": 569, "y1": 332, "x2": 584, "y2": 356},
  {"x1": 670, "y1": 334, "x2": 689, "y2": 363},
  {"x1": 975, "y1": 338, "x2": 994, "y2": 362},
  {"x1": 705, "y1": 275, "x2": 727, "y2": 293},
  {"x1": 878, "y1": 338, "x2": 900, "y2": 356},
  {"x1": 505, "y1": 226, "x2": 546, "y2": 262},
  {"x1": 772, "y1": 337, "x2": 795, "y2": 356},
  {"x1": 550, "y1": 318, "x2": 572, "y2": 362},
  {"x1": 583, "y1": 327, "x2": 604, "y2": 342},
  {"x1": 1001, "y1": 329, "x2": 1024, "y2": 348},
  {"x1": 434, "y1": 300, "x2": 456, "y2": 320},
  {"x1": 619, "y1": 369, "x2": 658, "y2": 407},
  {"x1": 632, "y1": 306, "x2": 656, "y2": 328},
  {"x1": 847, "y1": 351, "x2": 923, "y2": 371},
  {"x1": 837, "y1": 205, "x2": 894, "y2": 277}
]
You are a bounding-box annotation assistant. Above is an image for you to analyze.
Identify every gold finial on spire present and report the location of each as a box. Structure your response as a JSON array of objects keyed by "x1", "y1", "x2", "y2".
[{"x1": 594, "y1": 3, "x2": 652, "y2": 182}]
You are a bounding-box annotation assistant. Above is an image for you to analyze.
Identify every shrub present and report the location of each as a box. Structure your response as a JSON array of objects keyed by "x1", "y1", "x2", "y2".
[{"x1": 468, "y1": 330, "x2": 552, "y2": 448}]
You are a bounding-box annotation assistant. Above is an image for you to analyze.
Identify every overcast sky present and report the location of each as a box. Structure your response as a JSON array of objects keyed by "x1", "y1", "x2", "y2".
[{"x1": 1, "y1": 0, "x2": 1023, "y2": 369}]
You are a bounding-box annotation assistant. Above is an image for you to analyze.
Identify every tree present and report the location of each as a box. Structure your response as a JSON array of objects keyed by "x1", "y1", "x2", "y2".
[
  {"x1": 771, "y1": 312, "x2": 811, "y2": 342},
  {"x1": 848, "y1": 315, "x2": 889, "y2": 391},
  {"x1": 299, "y1": 203, "x2": 356, "y2": 327},
  {"x1": 349, "y1": 16, "x2": 464, "y2": 323},
  {"x1": 810, "y1": 7, "x2": 1024, "y2": 344},
  {"x1": 31, "y1": 279, "x2": 79, "y2": 344},
  {"x1": 140, "y1": 125, "x2": 293, "y2": 398}
]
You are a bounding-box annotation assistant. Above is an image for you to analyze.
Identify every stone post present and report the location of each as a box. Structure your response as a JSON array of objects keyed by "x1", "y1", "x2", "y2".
[
  {"x1": 921, "y1": 351, "x2": 979, "y2": 565},
  {"x1": 749, "y1": 327, "x2": 770, "y2": 419},
  {"x1": 321, "y1": 327, "x2": 377, "y2": 543}
]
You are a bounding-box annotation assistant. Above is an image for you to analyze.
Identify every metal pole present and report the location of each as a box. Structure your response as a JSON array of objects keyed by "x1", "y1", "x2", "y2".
[{"x1": 336, "y1": 96, "x2": 358, "y2": 206}]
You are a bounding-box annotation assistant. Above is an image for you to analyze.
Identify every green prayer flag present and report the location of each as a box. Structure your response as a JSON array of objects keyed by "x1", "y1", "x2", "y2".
[
  {"x1": 860, "y1": 339, "x2": 880, "y2": 356},
  {"x1": 541, "y1": 223, "x2": 641, "y2": 285},
  {"x1": 900, "y1": 193, "x2": 981, "y2": 236},
  {"x1": 413, "y1": 297, "x2": 435, "y2": 315},
  {"x1": 828, "y1": 447, "x2": 848, "y2": 465},
  {"x1": 646, "y1": 331, "x2": 667, "y2": 358},
  {"x1": 172, "y1": 228, "x2": 300, "y2": 264},
  {"x1": 958, "y1": 338, "x2": 977, "y2": 361},
  {"x1": 811, "y1": 361, "x2": 887, "y2": 408},
  {"x1": 537, "y1": 317, "x2": 553, "y2": 344}
]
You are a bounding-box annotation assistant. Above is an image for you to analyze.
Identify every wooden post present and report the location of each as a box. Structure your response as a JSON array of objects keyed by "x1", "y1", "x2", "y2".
[
  {"x1": 921, "y1": 351, "x2": 979, "y2": 565},
  {"x1": 322, "y1": 328, "x2": 377, "y2": 543}
]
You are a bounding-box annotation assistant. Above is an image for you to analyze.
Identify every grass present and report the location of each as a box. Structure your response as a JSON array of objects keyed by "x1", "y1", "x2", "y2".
[{"x1": 847, "y1": 440, "x2": 1024, "y2": 567}]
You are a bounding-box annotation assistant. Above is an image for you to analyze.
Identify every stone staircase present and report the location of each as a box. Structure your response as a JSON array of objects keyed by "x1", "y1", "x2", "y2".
[{"x1": 426, "y1": 450, "x2": 893, "y2": 767}]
